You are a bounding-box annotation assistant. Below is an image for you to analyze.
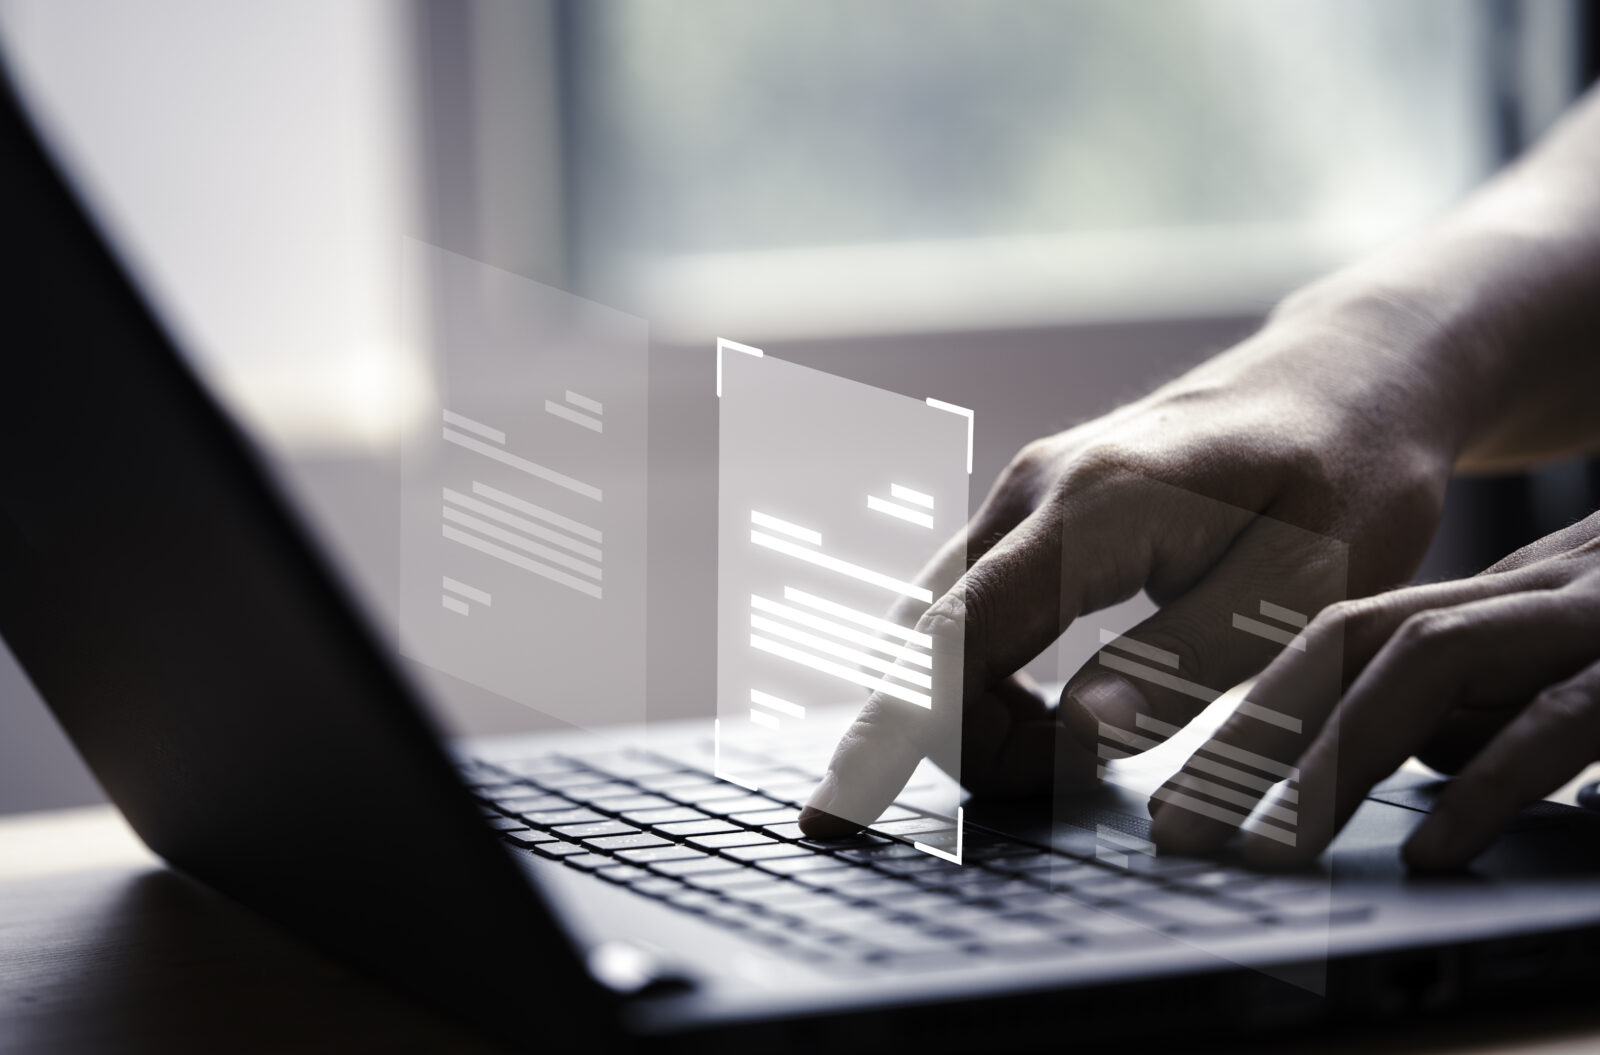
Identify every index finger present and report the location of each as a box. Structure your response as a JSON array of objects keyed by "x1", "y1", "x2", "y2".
[{"x1": 798, "y1": 502, "x2": 1070, "y2": 835}]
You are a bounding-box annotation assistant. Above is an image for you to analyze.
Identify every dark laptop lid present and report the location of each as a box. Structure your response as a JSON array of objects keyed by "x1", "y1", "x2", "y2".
[{"x1": 0, "y1": 54, "x2": 607, "y2": 1040}]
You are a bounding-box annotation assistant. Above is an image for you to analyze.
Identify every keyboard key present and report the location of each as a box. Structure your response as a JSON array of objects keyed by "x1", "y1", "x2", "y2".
[
  {"x1": 870, "y1": 890, "x2": 966, "y2": 916},
  {"x1": 754, "y1": 889, "x2": 843, "y2": 913},
  {"x1": 498, "y1": 757, "x2": 581, "y2": 780},
  {"x1": 586, "y1": 833, "x2": 671, "y2": 851},
  {"x1": 522, "y1": 808, "x2": 606, "y2": 827},
  {"x1": 871, "y1": 817, "x2": 956, "y2": 838},
  {"x1": 730, "y1": 808, "x2": 798, "y2": 826},
  {"x1": 485, "y1": 816, "x2": 530, "y2": 831},
  {"x1": 837, "y1": 842, "x2": 926, "y2": 863},
  {"x1": 939, "y1": 872, "x2": 1036, "y2": 897},
  {"x1": 662, "y1": 782, "x2": 750, "y2": 804},
  {"x1": 619, "y1": 845, "x2": 709, "y2": 864},
  {"x1": 759, "y1": 822, "x2": 807, "y2": 841},
  {"x1": 627, "y1": 762, "x2": 716, "y2": 787},
  {"x1": 962, "y1": 882, "x2": 1055, "y2": 910},
  {"x1": 991, "y1": 853, "x2": 1061, "y2": 874},
  {"x1": 466, "y1": 779, "x2": 525, "y2": 795},
  {"x1": 633, "y1": 771, "x2": 716, "y2": 792},
  {"x1": 652, "y1": 857, "x2": 745, "y2": 877},
  {"x1": 801, "y1": 832, "x2": 892, "y2": 852},
  {"x1": 662, "y1": 889, "x2": 723, "y2": 913},
  {"x1": 474, "y1": 781, "x2": 535, "y2": 797},
  {"x1": 689, "y1": 832, "x2": 776, "y2": 850},
  {"x1": 501, "y1": 828, "x2": 557, "y2": 847},
  {"x1": 850, "y1": 923, "x2": 960, "y2": 955},
  {"x1": 494, "y1": 794, "x2": 571, "y2": 815},
  {"x1": 1248, "y1": 880, "x2": 1340, "y2": 903},
  {"x1": 683, "y1": 872, "x2": 793, "y2": 895},
  {"x1": 755, "y1": 782, "x2": 818, "y2": 804},
  {"x1": 570, "y1": 782, "x2": 645, "y2": 802},
  {"x1": 562, "y1": 854, "x2": 613, "y2": 872},
  {"x1": 724, "y1": 843, "x2": 812, "y2": 862},
  {"x1": 787, "y1": 869, "x2": 864, "y2": 890},
  {"x1": 875, "y1": 855, "x2": 965, "y2": 876},
  {"x1": 619, "y1": 806, "x2": 704, "y2": 825},
  {"x1": 757, "y1": 857, "x2": 853, "y2": 876},
  {"x1": 1178, "y1": 868, "x2": 1257, "y2": 893},
  {"x1": 700, "y1": 795, "x2": 782, "y2": 816},
  {"x1": 532, "y1": 840, "x2": 590, "y2": 859},
  {"x1": 1117, "y1": 895, "x2": 1261, "y2": 932},
  {"x1": 963, "y1": 841, "x2": 1039, "y2": 861},
  {"x1": 821, "y1": 875, "x2": 911, "y2": 900},
  {"x1": 1060, "y1": 873, "x2": 1166, "y2": 899},
  {"x1": 578, "y1": 752, "x2": 681, "y2": 779},
  {"x1": 552, "y1": 820, "x2": 639, "y2": 839},
  {"x1": 656, "y1": 819, "x2": 739, "y2": 837},
  {"x1": 530, "y1": 769, "x2": 616, "y2": 791},
  {"x1": 1044, "y1": 906, "x2": 1167, "y2": 948},
  {"x1": 630, "y1": 877, "x2": 685, "y2": 897},
  {"x1": 596, "y1": 864, "x2": 650, "y2": 885},
  {"x1": 1048, "y1": 826, "x2": 1112, "y2": 860},
  {"x1": 591, "y1": 795, "x2": 676, "y2": 813},
  {"x1": 1118, "y1": 853, "x2": 1213, "y2": 879}
]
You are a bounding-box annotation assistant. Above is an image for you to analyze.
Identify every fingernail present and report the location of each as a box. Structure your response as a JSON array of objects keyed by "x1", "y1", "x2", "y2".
[{"x1": 1068, "y1": 672, "x2": 1149, "y2": 734}]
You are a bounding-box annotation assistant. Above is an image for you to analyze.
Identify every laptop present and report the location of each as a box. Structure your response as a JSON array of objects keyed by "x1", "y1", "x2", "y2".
[{"x1": 5, "y1": 54, "x2": 1600, "y2": 1050}]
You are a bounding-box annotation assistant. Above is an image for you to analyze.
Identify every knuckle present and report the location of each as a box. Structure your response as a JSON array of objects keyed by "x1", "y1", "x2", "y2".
[
  {"x1": 1390, "y1": 608, "x2": 1464, "y2": 655},
  {"x1": 986, "y1": 439, "x2": 1058, "y2": 519},
  {"x1": 1531, "y1": 683, "x2": 1594, "y2": 728},
  {"x1": 920, "y1": 592, "x2": 969, "y2": 642},
  {"x1": 999, "y1": 438, "x2": 1055, "y2": 489},
  {"x1": 1311, "y1": 596, "x2": 1382, "y2": 653},
  {"x1": 1280, "y1": 439, "x2": 1343, "y2": 496},
  {"x1": 1058, "y1": 441, "x2": 1153, "y2": 496}
]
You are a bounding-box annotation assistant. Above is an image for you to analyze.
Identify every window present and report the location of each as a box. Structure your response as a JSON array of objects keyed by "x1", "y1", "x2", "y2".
[{"x1": 566, "y1": 0, "x2": 1569, "y2": 338}]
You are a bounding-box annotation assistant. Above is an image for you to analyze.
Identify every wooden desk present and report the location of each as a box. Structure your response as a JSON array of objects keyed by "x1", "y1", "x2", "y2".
[{"x1": 4, "y1": 806, "x2": 1600, "y2": 1054}]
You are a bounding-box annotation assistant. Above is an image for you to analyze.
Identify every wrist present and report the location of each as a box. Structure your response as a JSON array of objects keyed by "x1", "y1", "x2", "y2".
[{"x1": 1263, "y1": 265, "x2": 1507, "y2": 466}]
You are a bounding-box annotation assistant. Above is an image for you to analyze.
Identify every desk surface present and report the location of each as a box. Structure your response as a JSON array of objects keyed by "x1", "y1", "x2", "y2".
[{"x1": 5, "y1": 806, "x2": 1600, "y2": 1054}]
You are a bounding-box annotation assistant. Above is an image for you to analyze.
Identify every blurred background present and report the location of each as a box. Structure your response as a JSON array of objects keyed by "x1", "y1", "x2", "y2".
[{"x1": 1, "y1": 0, "x2": 1596, "y2": 814}]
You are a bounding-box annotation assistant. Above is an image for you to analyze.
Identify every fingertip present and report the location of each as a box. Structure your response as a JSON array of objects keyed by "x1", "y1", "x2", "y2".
[
  {"x1": 1066, "y1": 672, "x2": 1150, "y2": 735},
  {"x1": 796, "y1": 806, "x2": 864, "y2": 838},
  {"x1": 1149, "y1": 805, "x2": 1216, "y2": 857},
  {"x1": 1240, "y1": 829, "x2": 1318, "y2": 872},
  {"x1": 1401, "y1": 816, "x2": 1473, "y2": 874},
  {"x1": 1147, "y1": 786, "x2": 1234, "y2": 857}
]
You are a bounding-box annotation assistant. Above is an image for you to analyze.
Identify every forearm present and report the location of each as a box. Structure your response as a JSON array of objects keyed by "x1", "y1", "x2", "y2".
[{"x1": 1279, "y1": 83, "x2": 1600, "y2": 472}]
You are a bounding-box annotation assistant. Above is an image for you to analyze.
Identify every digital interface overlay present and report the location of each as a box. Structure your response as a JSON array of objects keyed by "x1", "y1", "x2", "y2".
[
  {"x1": 399, "y1": 241, "x2": 648, "y2": 731},
  {"x1": 716, "y1": 341, "x2": 971, "y2": 858}
]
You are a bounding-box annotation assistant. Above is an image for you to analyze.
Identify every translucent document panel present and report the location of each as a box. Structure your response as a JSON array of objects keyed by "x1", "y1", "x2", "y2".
[
  {"x1": 1054, "y1": 477, "x2": 1348, "y2": 993},
  {"x1": 717, "y1": 345, "x2": 969, "y2": 845},
  {"x1": 399, "y1": 242, "x2": 647, "y2": 729}
]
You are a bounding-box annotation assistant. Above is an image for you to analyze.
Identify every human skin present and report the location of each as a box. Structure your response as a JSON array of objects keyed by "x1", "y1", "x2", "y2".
[{"x1": 796, "y1": 84, "x2": 1600, "y2": 869}]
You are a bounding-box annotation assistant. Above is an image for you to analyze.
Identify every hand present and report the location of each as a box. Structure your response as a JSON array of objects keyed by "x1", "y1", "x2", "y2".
[
  {"x1": 1149, "y1": 510, "x2": 1600, "y2": 870},
  {"x1": 799, "y1": 294, "x2": 1472, "y2": 837}
]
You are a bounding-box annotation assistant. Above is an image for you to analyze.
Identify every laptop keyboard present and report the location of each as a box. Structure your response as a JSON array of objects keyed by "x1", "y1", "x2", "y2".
[{"x1": 460, "y1": 749, "x2": 1371, "y2": 971}]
